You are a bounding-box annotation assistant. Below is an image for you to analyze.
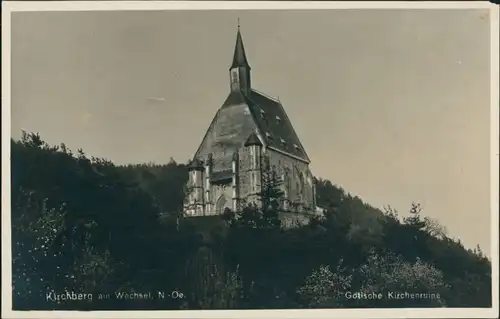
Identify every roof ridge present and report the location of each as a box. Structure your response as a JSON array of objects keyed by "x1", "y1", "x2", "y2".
[
  {"x1": 268, "y1": 146, "x2": 310, "y2": 164},
  {"x1": 251, "y1": 89, "x2": 280, "y2": 104},
  {"x1": 193, "y1": 108, "x2": 220, "y2": 158}
]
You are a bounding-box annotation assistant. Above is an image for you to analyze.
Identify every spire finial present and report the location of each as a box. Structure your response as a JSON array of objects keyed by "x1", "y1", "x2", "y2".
[{"x1": 230, "y1": 18, "x2": 251, "y2": 70}]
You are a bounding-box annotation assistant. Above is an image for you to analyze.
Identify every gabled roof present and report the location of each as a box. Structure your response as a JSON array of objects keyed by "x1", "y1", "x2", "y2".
[
  {"x1": 230, "y1": 28, "x2": 251, "y2": 70},
  {"x1": 192, "y1": 27, "x2": 310, "y2": 165},
  {"x1": 244, "y1": 132, "x2": 263, "y2": 147},
  {"x1": 222, "y1": 90, "x2": 247, "y2": 108},
  {"x1": 187, "y1": 157, "x2": 204, "y2": 171},
  {"x1": 221, "y1": 89, "x2": 310, "y2": 163}
]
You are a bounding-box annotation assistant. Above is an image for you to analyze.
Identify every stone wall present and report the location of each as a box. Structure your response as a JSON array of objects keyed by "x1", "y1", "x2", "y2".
[
  {"x1": 185, "y1": 169, "x2": 205, "y2": 216},
  {"x1": 265, "y1": 148, "x2": 315, "y2": 212},
  {"x1": 195, "y1": 103, "x2": 257, "y2": 173},
  {"x1": 237, "y1": 146, "x2": 262, "y2": 204},
  {"x1": 211, "y1": 183, "x2": 233, "y2": 215},
  {"x1": 237, "y1": 147, "x2": 252, "y2": 199},
  {"x1": 186, "y1": 100, "x2": 317, "y2": 217},
  {"x1": 279, "y1": 211, "x2": 312, "y2": 228}
]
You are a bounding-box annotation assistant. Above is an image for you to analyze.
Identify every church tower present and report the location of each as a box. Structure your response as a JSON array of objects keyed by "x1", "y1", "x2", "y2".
[
  {"x1": 229, "y1": 24, "x2": 251, "y2": 96},
  {"x1": 185, "y1": 23, "x2": 322, "y2": 224}
]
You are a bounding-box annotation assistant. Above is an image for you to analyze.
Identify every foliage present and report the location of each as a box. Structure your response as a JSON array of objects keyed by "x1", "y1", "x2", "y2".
[
  {"x1": 182, "y1": 248, "x2": 243, "y2": 309},
  {"x1": 296, "y1": 261, "x2": 352, "y2": 308},
  {"x1": 10, "y1": 132, "x2": 492, "y2": 310},
  {"x1": 11, "y1": 133, "x2": 200, "y2": 310},
  {"x1": 354, "y1": 252, "x2": 449, "y2": 307},
  {"x1": 227, "y1": 156, "x2": 283, "y2": 230}
]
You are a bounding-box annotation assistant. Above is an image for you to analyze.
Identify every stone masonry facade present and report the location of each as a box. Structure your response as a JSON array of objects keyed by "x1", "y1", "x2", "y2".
[{"x1": 183, "y1": 26, "x2": 321, "y2": 226}]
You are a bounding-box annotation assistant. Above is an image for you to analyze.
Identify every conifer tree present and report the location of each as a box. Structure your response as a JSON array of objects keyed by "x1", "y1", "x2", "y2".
[{"x1": 256, "y1": 155, "x2": 284, "y2": 229}]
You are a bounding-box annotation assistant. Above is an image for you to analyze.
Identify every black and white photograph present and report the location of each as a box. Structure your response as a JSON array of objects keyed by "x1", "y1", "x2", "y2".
[{"x1": 2, "y1": 1, "x2": 499, "y2": 318}]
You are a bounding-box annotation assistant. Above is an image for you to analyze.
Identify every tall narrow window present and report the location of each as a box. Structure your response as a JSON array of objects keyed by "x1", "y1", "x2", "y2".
[
  {"x1": 231, "y1": 71, "x2": 238, "y2": 84},
  {"x1": 283, "y1": 169, "x2": 290, "y2": 194},
  {"x1": 299, "y1": 173, "x2": 305, "y2": 201}
]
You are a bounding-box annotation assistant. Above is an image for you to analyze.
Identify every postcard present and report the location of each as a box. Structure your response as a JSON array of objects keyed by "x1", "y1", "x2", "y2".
[{"x1": 2, "y1": 1, "x2": 499, "y2": 318}]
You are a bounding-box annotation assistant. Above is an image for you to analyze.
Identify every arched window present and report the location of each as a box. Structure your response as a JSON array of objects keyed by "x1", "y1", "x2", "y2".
[
  {"x1": 298, "y1": 172, "x2": 305, "y2": 201},
  {"x1": 282, "y1": 169, "x2": 290, "y2": 195},
  {"x1": 216, "y1": 195, "x2": 228, "y2": 215},
  {"x1": 286, "y1": 170, "x2": 292, "y2": 192}
]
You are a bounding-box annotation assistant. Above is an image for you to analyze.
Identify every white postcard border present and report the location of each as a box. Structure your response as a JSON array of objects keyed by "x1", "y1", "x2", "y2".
[{"x1": 2, "y1": 1, "x2": 498, "y2": 318}]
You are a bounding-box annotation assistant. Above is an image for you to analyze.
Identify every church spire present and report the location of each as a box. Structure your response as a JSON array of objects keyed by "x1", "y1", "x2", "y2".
[
  {"x1": 229, "y1": 21, "x2": 251, "y2": 95},
  {"x1": 230, "y1": 23, "x2": 250, "y2": 70}
]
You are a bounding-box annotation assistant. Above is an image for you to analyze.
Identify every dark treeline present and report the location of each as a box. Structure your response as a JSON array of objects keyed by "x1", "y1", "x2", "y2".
[{"x1": 11, "y1": 132, "x2": 491, "y2": 310}]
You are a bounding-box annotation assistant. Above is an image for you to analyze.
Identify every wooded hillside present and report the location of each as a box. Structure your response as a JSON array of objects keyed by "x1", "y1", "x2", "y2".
[{"x1": 11, "y1": 132, "x2": 491, "y2": 310}]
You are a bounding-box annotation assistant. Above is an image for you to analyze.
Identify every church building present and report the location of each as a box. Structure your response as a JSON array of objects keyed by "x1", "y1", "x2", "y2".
[{"x1": 184, "y1": 26, "x2": 320, "y2": 225}]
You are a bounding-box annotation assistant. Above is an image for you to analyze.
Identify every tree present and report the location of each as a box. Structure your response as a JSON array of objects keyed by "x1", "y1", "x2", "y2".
[
  {"x1": 182, "y1": 248, "x2": 243, "y2": 309},
  {"x1": 403, "y1": 202, "x2": 426, "y2": 230},
  {"x1": 11, "y1": 189, "x2": 69, "y2": 309},
  {"x1": 10, "y1": 132, "x2": 492, "y2": 310},
  {"x1": 11, "y1": 134, "x2": 200, "y2": 310},
  {"x1": 255, "y1": 156, "x2": 284, "y2": 229},
  {"x1": 423, "y1": 216, "x2": 448, "y2": 239},
  {"x1": 230, "y1": 156, "x2": 284, "y2": 230},
  {"x1": 296, "y1": 259, "x2": 352, "y2": 308},
  {"x1": 354, "y1": 251, "x2": 450, "y2": 307}
]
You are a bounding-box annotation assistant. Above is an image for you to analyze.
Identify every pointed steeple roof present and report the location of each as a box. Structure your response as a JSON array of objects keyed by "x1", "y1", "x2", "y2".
[{"x1": 230, "y1": 26, "x2": 251, "y2": 70}]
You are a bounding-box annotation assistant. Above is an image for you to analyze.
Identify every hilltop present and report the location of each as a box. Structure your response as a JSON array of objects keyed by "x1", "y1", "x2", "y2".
[{"x1": 10, "y1": 132, "x2": 491, "y2": 310}]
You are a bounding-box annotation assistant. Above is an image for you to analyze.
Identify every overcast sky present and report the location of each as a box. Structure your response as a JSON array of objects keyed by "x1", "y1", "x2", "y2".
[{"x1": 10, "y1": 9, "x2": 492, "y2": 254}]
